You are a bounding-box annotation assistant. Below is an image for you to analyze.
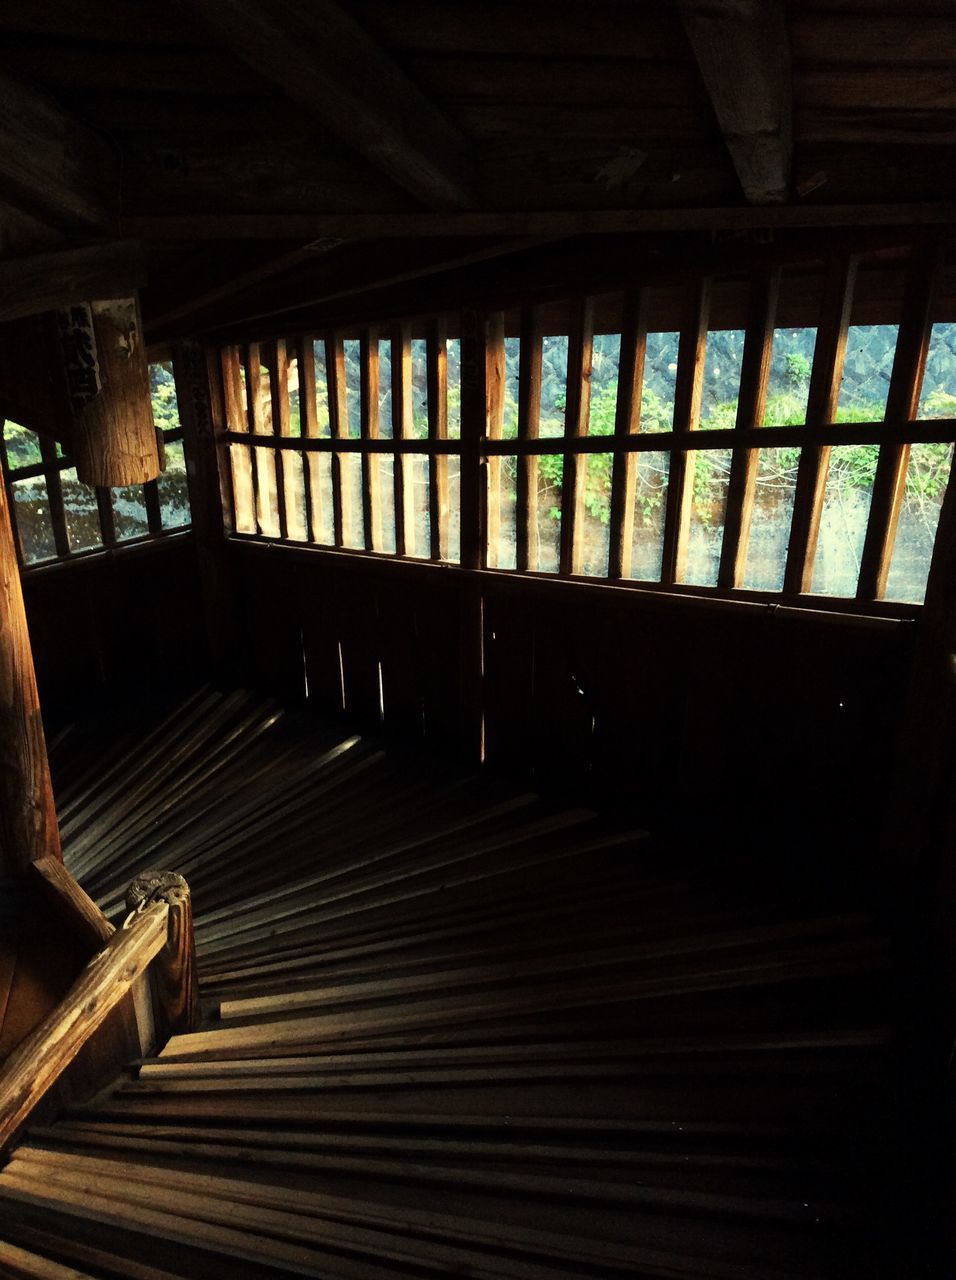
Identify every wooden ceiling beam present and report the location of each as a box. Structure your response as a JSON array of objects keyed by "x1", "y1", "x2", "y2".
[
  {"x1": 678, "y1": 0, "x2": 792, "y2": 205},
  {"x1": 0, "y1": 241, "x2": 145, "y2": 325},
  {"x1": 0, "y1": 70, "x2": 118, "y2": 231},
  {"x1": 174, "y1": 0, "x2": 475, "y2": 210}
]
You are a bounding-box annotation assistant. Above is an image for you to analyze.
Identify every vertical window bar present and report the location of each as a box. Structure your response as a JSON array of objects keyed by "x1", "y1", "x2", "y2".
[
  {"x1": 661, "y1": 278, "x2": 711, "y2": 585},
  {"x1": 0, "y1": 429, "x2": 25, "y2": 568},
  {"x1": 39, "y1": 435, "x2": 69, "y2": 558},
  {"x1": 427, "y1": 316, "x2": 448, "y2": 561},
  {"x1": 516, "y1": 306, "x2": 543, "y2": 573},
  {"x1": 392, "y1": 322, "x2": 414, "y2": 556},
  {"x1": 95, "y1": 486, "x2": 116, "y2": 547},
  {"x1": 296, "y1": 334, "x2": 318, "y2": 542},
  {"x1": 784, "y1": 256, "x2": 857, "y2": 595},
  {"x1": 221, "y1": 345, "x2": 254, "y2": 533},
  {"x1": 459, "y1": 309, "x2": 484, "y2": 572},
  {"x1": 857, "y1": 239, "x2": 942, "y2": 601},
  {"x1": 607, "y1": 291, "x2": 647, "y2": 580},
  {"x1": 483, "y1": 312, "x2": 506, "y2": 568},
  {"x1": 209, "y1": 345, "x2": 236, "y2": 536},
  {"x1": 559, "y1": 298, "x2": 594, "y2": 577},
  {"x1": 143, "y1": 479, "x2": 163, "y2": 535},
  {"x1": 326, "y1": 333, "x2": 348, "y2": 547},
  {"x1": 360, "y1": 327, "x2": 381, "y2": 552},
  {"x1": 241, "y1": 344, "x2": 262, "y2": 517},
  {"x1": 718, "y1": 268, "x2": 780, "y2": 589},
  {"x1": 268, "y1": 339, "x2": 290, "y2": 541}
]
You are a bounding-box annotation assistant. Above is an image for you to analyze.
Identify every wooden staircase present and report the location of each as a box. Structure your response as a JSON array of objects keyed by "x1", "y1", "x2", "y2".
[{"x1": 0, "y1": 689, "x2": 911, "y2": 1278}]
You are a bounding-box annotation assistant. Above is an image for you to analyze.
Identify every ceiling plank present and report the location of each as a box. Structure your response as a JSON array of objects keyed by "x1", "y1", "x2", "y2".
[
  {"x1": 0, "y1": 69, "x2": 118, "y2": 231},
  {"x1": 0, "y1": 242, "x2": 145, "y2": 324},
  {"x1": 174, "y1": 0, "x2": 475, "y2": 210},
  {"x1": 678, "y1": 0, "x2": 792, "y2": 205}
]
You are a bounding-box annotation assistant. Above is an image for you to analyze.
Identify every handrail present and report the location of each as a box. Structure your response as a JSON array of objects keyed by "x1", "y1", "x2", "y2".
[{"x1": 0, "y1": 868, "x2": 198, "y2": 1155}]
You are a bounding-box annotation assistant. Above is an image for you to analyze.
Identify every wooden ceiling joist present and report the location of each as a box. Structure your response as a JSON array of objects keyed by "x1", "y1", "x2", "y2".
[
  {"x1": 0, "y1": 70, "x2": 117, "y2": 231},
  {"x1": 678, "y1": 0, "x2": 792, "y2": 205},
  {"x1": 175, "y1": 0, "x2": 475, "y2": 210},
  {"x1": 0, "y1": 242, "x2": 145, "y2": 325}
]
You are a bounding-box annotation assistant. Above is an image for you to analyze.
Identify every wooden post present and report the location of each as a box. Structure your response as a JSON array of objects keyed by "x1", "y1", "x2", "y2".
[
  {"x1": 0, "y1": 474, "x2": 61, "y2": 876},
  {"x1": 58, "y1": 296, "x2": 162, "y2": 488},
  {"x1": 126, "y1": 871, "x2": 200, "y2": 1037}
]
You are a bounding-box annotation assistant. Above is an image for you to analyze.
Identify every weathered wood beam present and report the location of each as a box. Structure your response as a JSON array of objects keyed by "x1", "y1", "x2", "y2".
[
  {"x1": 0, "y1": 479, "x2": 62, "y2": 877},
  {"x1": 0, "y1": 69, "x2": 117, "y2": 231},
  {"x1": 681, "y1": 1, "x2": 792, "y2": 204},
  {"x1": 0, "y1": 241, "x2": 145, "y2": 325},
  {"x1": 175, "y1": 0, "x2": 474, "y2": 209},
  {"x1": 121, "y1": 203, "x2": 956, "y2": 241}
]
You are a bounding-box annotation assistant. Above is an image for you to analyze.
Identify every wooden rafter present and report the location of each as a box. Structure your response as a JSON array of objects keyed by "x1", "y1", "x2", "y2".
[
  {"x1": 174, "y1": 0, "x2": 475, "y2": 210},
  {"x1": 0, "y1": 70, "x2": 117, "y2": 231},
  {"x1": 678, "y1": 0, "x2": 793, "y2": 205}
]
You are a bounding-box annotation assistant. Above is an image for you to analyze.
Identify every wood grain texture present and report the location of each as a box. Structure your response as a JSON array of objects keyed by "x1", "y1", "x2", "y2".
[{"x1": 28, "y1": 858, "x2": 113, "y2": 952}]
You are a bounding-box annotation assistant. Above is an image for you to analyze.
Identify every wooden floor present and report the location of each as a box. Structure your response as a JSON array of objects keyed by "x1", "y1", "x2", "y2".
[{"x1": 0, "y1": 688, "x2": 916, "y2": 1278}]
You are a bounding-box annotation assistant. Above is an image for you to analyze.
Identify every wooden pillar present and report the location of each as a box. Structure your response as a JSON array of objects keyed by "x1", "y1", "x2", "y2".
[{"x1": 0, "y1": 476, "x2": 61, "y2": 876}]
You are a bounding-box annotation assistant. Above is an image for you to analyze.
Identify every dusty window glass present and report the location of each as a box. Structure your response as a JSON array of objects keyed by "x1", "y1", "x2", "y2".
[
  {"x1": 885, "y1": 442, "x2": 954, "y2": 602},
  {"x1": 445, "y1": 455, "x2": 461, "y2": 563},
  {"x1": 589, "y1": 335, "x2": 620, "y2": 438},
  {"x1": 12, "y1": 477, "x2": 57, "y2": 563},
  {"x1": 627, "y1": 451, "x2": 669, "y2": 581},
  {"x1": 250, "y1": 360, "x2": 272, "y2": 435},
  {"x1": 411, "y1": 339, "x2": 429, "y2": 440},
  {"x1": 503, "y1": 337, "x2": 520, "y2": 439},
  {"x1": 447, "y1": 337, "x2": 461, "y2": 440},
  {"x1": 682, "y1": 448, "x2": 733, "y2": 585},
  {"x1": 917, "y1": 323, "x2": 956, "y2": 419},
  {"x1": 282, "y1": 452, "x2": 308, "y2": 542},
  {"x1": 149, "y1": 361, "x2": 180, "y2": 433},
  {"x1": 578, "y1": 450, "x2": 612, "y2": 577},
  {"x1": 743, "y1": 448, "x2": 800, "y2": 590},
  {"x1": 343, "y1": 339, "x2": 362, "y2": 437},
  {"x1": 157, "y1": 439, "x2": 190, "y2": 529},
  {"x1": 312, "y1": 342, "x2": 331, "y2": 436},
  {"x1": 3, "y1": 420, "x2": 42, "y2": 469},
  {"x1": 285, "y1": 354, "x2": 301, "y2": 438},
  {"x1": 378, "y1": 339, "x2": 393, "y2": 439},
  {"x1": 810, "y1": 444, "x2": 877, "y2": 596},
  {"x1": 406, "y1": 454, "x2": 430, "y2": 557},
  {"x1": 60, "y1": 468, "x2": 101, "y2": 552},
  {"x1": 307, "y1": 453, "x2": 334, "y2": 544},
  {"x1": 699, "y1": 330, "x2": 745, "y2": 428},
  {"x1": 540, "y1": 335, "x2": 568, "y2": 437},
  {"x1": 764, "y1": 329, "x2": 817, "y2": 426},
  {"x1": 641, "y1": 332, "x2": 678, "y2": 431},
  {"x1": 837, "y1": 326, "x2": 899, "y2": 422},
  {"x1": 113, "y1": 485, "x2": 150, "y2": 541},
  {"x1": 377, "y1": 454, "x2": 397, "y2": 554},
  {"x1": 533, "y1": 453, "x2": 561, "y2": 573},
  {"x1": 488, "y1": 455, "x2": 517, "y2": 570},
  {"x1": 254, "y1": 448, "x2": 280, "y2": 537},
  {"x1": 341, "y1": 453, "x2": 365, "y2": 548}
]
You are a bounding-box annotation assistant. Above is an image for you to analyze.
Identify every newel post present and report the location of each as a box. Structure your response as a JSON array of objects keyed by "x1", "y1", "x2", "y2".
[
  {"x1": 0, "y1": 473, "x2": 61, "y2": 875},
  {"x1": 126, "y1": 871, "x2": 200, "y2": 1037}
]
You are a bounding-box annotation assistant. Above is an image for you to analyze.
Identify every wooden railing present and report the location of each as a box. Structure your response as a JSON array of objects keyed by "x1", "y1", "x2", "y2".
[{"x1": 0, "y1": 866, "x2": 198, "y2": 1154}]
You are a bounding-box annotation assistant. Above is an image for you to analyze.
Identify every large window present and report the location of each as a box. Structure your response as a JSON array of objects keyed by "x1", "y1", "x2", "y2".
[
  {"x1": 1, "y1": 361, "x2": 191, "y2": 568},
  {"x1": 221, "y1": 250, "x2": 956, "y2": 610}
]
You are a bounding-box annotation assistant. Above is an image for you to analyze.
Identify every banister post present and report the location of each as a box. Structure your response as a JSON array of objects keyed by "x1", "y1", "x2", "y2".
[{"x1": 126, "y1": 871, "x2": 200, "y2": 1037}]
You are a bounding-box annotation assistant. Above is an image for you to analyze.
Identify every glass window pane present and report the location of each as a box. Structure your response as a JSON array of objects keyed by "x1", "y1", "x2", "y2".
[
  {"x1": 627, "y1": 451, "x2": 669, "y2": 581},
  {"x1": 255, "y1": 447, "x2": 280, "y2": 537},
  {"x1": 445, "y1": 455, "x2": 461, "y2": 563},
  {"x1": 837, "y1": 325, "x2": 899, "y2": 422},
  {"x1": 579, "y1": 450, "x2": 612, "y2": 577},
  {"x1": 589, "y1": 334, "x2": 620, "y2": 437},
  {"x1": 377, "y1": 454, "x2": 396, "y2": 554},
  {"x1": 533, "y1": 453, "x2": 561, "y2": 573},
  {"x1": 700, "y1": 330, "x2": 745, "y2": 428},
  {"x1": 810, "y1": 444, "x2": 878, "y2": 596},
  {"x1": 11, "y1": 477, "x2": 57, "y2": 563},
  {"x1": 447, "y1": 337, "x2": 461, "y2": 440},
  {"x1": 341, "y1": 453, "x2": 364, "y2": 548},
  {"x1": 157, "y1": 439, "x2": 191, "y2": 529},
  {"x1": 764, "y1": 329, "x2": 817, "y2": 426},
  {"x1": 286, "y1": 354, "x2": 301, "y2": 438},
  {"x1": 307, "y1": 453, "x2": 334, "y2": 544},
  {"x1": 343, "y1": 339, "x2": 361, "y2": 438},
  {"x1": 743, "y1": 447, "x2": 800, "y2": 591},
  {"x1": 885, "y1": 442, "x2": 954, "y2": 602},
  {"x1": 112, "y1": 485, "x2": 149, "y2": 541},
  {"x1": 378, "y1": 339, "x2": 393, "y2": 439},
  {"x1": 683, "y1": 448, "x2": 733, "y2": 585},
  {"x1": 406, "y1": 454, "x2": 430, "y2": 557},
  {"x1": 411, "y1": 339, "x2": 429, "y2": 440},
  {"x1": 540, "y1": 335, "x2": 568, "y2": 437},
  {"x1": 488, "y1": 455, "x2": 517, "y2": 570},
  {"x1": 641, "y1": 332, "x2": 679, "y2": 432},
  {"x1": 313, "y1": 341, "x2": 331, "y2": 437},
  {"x1": 230, "y1": 444, "x2": 256, "y2": 533},
  {"x1": 282, "y1": 451, "x2": 307, "y2": 542},
  {"x1": 503, "y1": 337, "x2": 520, "y2": 440},
  {"x1": 3, "y1": 420, "x2": 42, "y2": 469},
  {"x1": 251, "y1": 360, "x2": 272, "y2": 435},
  {"x1": 149, "y1": 361, "x2": 180, "y2": 432},
  {"x1": 60, "y1": 467, "x2": 101, "y2": 552},
  {"x1": 916, "y1": 322, "x2": 956, "y2": 419}
]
